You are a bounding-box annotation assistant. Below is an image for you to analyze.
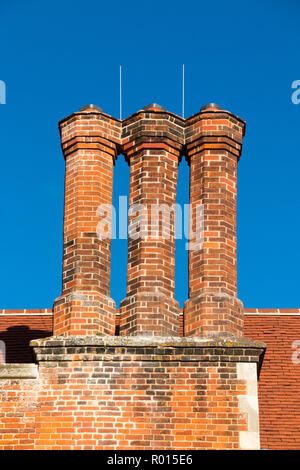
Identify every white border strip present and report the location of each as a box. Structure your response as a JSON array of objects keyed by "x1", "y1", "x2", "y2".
[
  {"x1": 245, "y1": 312, "x2": 300, "y2": 316},
  {"x1": 0, "y1": 313, "x2": 52, "y2": 316}
]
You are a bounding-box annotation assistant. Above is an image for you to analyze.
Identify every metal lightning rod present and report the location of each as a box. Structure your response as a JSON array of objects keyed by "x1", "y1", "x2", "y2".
[
  {"x1": 182, "y1": 64, "x2": 185, "y2": 118},
  {"x1": 120, "y1": 65, "x2": 122, "y2": 120}
]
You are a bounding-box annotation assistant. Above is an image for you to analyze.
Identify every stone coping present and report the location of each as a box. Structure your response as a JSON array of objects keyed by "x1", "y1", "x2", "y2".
[
  {"x1": 0, "y1": 363, "x2": 38, "y2": 379},
  {"x1": 30, "y1": 334, "x2": 265, "y2": 349},
  {"x1": 31, "y1": 335, "x2": 266, "y2": 377}
]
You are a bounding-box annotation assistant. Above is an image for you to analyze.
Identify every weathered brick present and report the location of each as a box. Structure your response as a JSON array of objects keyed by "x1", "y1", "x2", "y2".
[{"x1": 184, "y1": 105, "x2": 245, "y2": 337}]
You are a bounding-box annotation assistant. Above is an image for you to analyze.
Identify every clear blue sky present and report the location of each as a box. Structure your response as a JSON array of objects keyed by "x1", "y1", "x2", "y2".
[{"x1": 0, "y1": 0, "x2": 299, "y2": 309}]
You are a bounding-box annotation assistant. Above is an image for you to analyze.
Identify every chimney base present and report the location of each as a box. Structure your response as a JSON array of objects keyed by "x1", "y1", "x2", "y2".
[
  {"x1": 119, "y1": 293, "x2": 180, "y2": 336},
  {"x1": 53, "y1": 291, "x2": 116, "y2": 336},
  {"x1": 184, "y1": 292, "x2": 244, "y2": 337}
]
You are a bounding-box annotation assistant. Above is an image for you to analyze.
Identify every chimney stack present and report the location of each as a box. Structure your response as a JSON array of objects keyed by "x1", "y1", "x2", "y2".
[
  {"x1": 119, "y1": 105, "x2": 184, "y2": 336},
  {"x1": 53, "y1": 105, "x2": 121, "y2": 335},
  {"x1": 53, "y1": 103, "x2": 246, "y2": 338},
  {"x1": 184, "y1": 104, "x2": 246, "y2": 336},
  {"x1": 0, "y1": 101, "x2": 267, "y2": 453}
]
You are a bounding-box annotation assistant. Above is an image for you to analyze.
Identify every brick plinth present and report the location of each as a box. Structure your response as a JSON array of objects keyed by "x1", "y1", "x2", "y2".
[
  {"x1": 53, "y1": 107, "x2": 121, "y2": 336},
  {"x1": 184, "y1": 106, "x2": 246, "y2": 337},
  {"x1": 0, "y1": 335, "x2": 265, "y2": 450},
  {"x1": 53, "y1": 292, "x2": 116, "y2": 336},
  {"x1": 119, "y1": 293, "x2": 179, "y2": 336},
  {"x1": 184, "y1": 293, "x2": 244, "y2": 337},
  {"x1": 119, "y1": 108, "x2": 184, "y2": 336}
]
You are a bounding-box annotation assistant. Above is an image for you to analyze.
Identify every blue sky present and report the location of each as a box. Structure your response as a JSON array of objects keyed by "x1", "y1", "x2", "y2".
[{"x1": 0, "y1": 0, "x2": 299, "y2": 309}]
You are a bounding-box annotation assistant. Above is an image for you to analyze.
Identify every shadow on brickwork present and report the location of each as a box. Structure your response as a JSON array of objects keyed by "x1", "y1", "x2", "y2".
[{"x1": 0, "y1": 326, "x2": 52, "y2": 363}]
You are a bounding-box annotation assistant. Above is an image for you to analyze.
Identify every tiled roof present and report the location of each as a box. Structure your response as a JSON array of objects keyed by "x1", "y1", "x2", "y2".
[
  {"x1": 244, "y1": 310, "x2": 300, "y2": 450},
  {"x1": 0, "y1": 310, "x2": 52, "y2": 363}
]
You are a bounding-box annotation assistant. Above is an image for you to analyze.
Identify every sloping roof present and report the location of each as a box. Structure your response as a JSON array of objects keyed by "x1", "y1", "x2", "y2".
[
  {"x1": 244, "y1": 310, "x2": 300, "y2": 450},
  {"x1": 0, "y1": 310, "x2": 52, "y2": 363}
]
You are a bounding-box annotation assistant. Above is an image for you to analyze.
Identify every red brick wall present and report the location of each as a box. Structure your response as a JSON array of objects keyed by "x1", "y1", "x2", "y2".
[
  {"x1": 2, "y1": 310, "x2": 299, "y2": 449},
  {"x1": 244, "y1": 311, "x2": 300, "y2": 450},
  {"x1": 0, "y1": 337, "x2": 263, "y2": 450}
]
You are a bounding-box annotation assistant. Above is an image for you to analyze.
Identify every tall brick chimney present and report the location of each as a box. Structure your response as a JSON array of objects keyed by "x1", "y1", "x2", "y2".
[
  {"x1": 0, "y1": 101, "x2": 265, "y2": 451},
  {"x1": 184, "y1": 104, "x2": 246, "y2": 337},
  {"x1": 119, "y1": 105, "x2": 184, "y2": 336},
  {"x1": 53, "y1": 105, "x2": 121, "y2": 335},
  {"x1": 53, "y1": 102, "x2": 246, "y2": 338}
]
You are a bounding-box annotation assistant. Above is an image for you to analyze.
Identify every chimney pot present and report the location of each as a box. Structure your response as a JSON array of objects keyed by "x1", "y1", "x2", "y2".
[
  {"x1": 143, "y1": 103, "x2": 165, "y2": 111},
  {"x1": 200, "y1": 103, "x2": 222, "y2": 111},
  {"x1": 79, "y1": 104, "x2": 103, "y2": 112}
]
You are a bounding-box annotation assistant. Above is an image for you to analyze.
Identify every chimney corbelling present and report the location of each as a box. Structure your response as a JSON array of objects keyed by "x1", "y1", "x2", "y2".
[
  {"x1": 58, "y1": 104, "x2": 246, "y2": 161},
  {"x1": 122, "y1": 108, "x2": 185, "y2": 162}
]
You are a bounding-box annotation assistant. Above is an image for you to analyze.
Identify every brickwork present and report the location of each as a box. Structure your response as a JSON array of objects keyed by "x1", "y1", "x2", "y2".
[
  {"x1": 2, "y1": 307, "x2": 300, "y2": 448},
  {"x1": 119, "y1": 107, "x2": 184, "y2": 336},
  {"x1": 0, "y1": 103, "x2": 270, "y2": 451},
  {"x1": 53, "y1": 107, "x2": 121, "y2": 336},
  {"x1": 244, "y1": 313, "x2": 300, "y2": 450},
  {"x1": 0, "y1": 336, "x2": 264, "y2": 450},
  {"x1": 3, "y1": 309, "x2": 300, "y2": 449},
  {"x1": 184, "y1": 105, "x2": 245, "y2": 337},
  {"x1": 52, "y1": 103, "x2": 247, "y2": 339}
]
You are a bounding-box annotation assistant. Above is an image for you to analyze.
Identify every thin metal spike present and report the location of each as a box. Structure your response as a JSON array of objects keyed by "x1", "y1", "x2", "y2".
[
  {"x1": 120, "y1": 65, "x2": 122, "y2": 120},
  {"x1": 182, "y1": 64, "x2": 185, "y2": 119}
]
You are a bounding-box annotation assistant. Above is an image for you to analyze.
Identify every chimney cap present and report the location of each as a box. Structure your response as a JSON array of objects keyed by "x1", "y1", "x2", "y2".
[
  {"x1": 79, "y1": 104, "x2": 103, "y2": 112},
  {"x1": 143, "y1": 103, "x2": 165, "y2": 111},
  {"x1": 200, "y1": 103, "x2": 222, "y2": 111}
]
